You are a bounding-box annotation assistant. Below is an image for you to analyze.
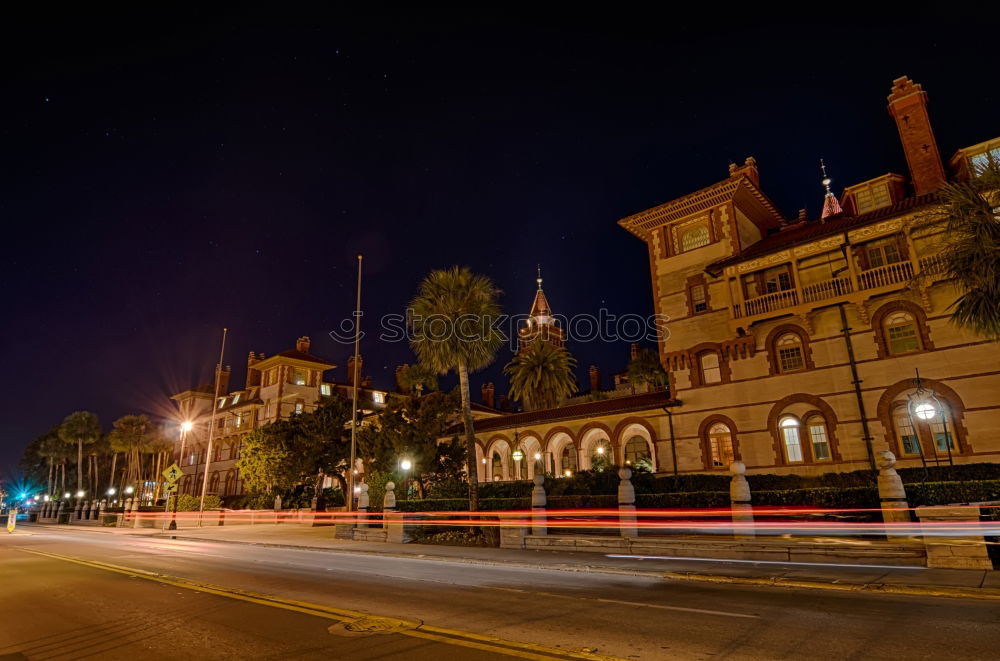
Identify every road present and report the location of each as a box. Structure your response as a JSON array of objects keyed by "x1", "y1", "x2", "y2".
[{"x1": 2, "y1": 526, "x2": 998, "y2": 660}]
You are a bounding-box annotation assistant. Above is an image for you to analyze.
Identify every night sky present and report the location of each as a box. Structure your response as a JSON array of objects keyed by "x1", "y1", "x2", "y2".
[{"x1": 2, "y1": 6, "x2": 994, "y2": 472}]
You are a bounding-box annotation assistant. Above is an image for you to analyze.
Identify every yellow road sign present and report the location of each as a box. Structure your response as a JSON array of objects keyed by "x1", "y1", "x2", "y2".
[
  {"x1": 162, "y1": 463, "x2": 183, "y2": 483},
  {"x1": 6, "y1": 509, "x2": 15, "y2": 533},
  {"x1": 164, "y1": 483, "x2": 179, "y2": 493}
]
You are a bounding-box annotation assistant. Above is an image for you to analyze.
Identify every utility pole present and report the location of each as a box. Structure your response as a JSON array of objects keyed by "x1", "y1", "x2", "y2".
[
  {"x1": 348, "y1": 255, "x2": 363, "y2": 514},
  {"x1": 199, "y1": 328, "x2": 228, "y2": 522}
]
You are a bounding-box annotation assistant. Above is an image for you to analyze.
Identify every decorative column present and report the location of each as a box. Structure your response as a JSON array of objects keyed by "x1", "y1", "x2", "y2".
[
  {"x1": 531, "y1": 474, "x2": 547, "y2": 536},
  {"x1": 618, "y1": 467, "x2": 638, "y2": 538},
  {"x1": 876, "y1": 450, "x2": 912, "y2": 539},
  {"x1": 730, "y1": 461, "x2": 754, "y2": 538}
]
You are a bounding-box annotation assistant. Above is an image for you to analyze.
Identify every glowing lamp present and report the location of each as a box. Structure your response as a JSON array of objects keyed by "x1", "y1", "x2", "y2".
[
  {"x1": 400, "y1": 459, "x2": 412, "y2": 471},
  {"x1": 181, "y1": 420, "x2": 194, "y2": 432},
  {"x1": 512, "y1": 449, "x2": 524, "y2": 462},
  {"x1": 75, "y1": 490, "x2": 85, "y2": 498},
  {"x1": 596, "y1": 446, "x2": 605, "y2": 455}
]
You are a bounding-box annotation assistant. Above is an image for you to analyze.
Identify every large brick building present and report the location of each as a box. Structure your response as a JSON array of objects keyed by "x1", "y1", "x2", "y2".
[{"x1": 473, "y1": 76, "x2": 1000, "y2": 481}]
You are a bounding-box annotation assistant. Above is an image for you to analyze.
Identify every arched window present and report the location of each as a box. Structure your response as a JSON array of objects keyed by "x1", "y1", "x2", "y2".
[
  {"x1": 700, "y1": 352, "x2": 721, "y2": 384},
  {"x1": 893, "y1": 405, "x2": 921, "y2": 456},
  {"x1": 779, "y1": 416, "x2": 804, "y2": 463},
  {"x1": 624, "y1": 436, "x2": 651, "y2": 467},
  {"x1": 208, "y1": 471, "x2": 221, "y2": 495},
  {"x1": 806, "y1": 416, "x2": 831, "y2": 461},
  {"x1": 223, "y1": 471, "x2": 237, "y2": 496},
  {"x1": 680, "y1": 225, "x2": 710, "y2": 252},
  {"x1": 884, "y1": 311, "x2": 921, "y2": 355},
  {"x1": 775, "y1": 333, "x2": 805, "y2": 372},
  {"x1": 491, "y1": 453, "x2": 503, "y2": 481},
  {"x1": 591, "y1": 438, "x2": 612, "y2": 464},
  {"x1": 560, "y1": 443, "x2": 578, "y2": 474},
  {"x1": 707, "y1": 423, "x2": 735, "y2": 469}
]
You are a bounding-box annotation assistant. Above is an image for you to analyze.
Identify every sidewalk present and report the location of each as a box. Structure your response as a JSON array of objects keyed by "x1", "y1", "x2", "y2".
[{"x1": 26, "y1": 522, "x2": 1000, "y2": 600}]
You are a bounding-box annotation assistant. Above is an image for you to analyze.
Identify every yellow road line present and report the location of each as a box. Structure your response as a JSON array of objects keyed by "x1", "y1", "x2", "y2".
[{"x1": 19, "y1": 548, "x2": 625, "y2": 661}]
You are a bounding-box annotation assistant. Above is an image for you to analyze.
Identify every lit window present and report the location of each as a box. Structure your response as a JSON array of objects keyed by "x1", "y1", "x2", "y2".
[
  {"x1": 700, "y1": 352, "x2": 721, "y2": 384},
  {"x1": 294, "y1": 402, "x2": 304, "y2": 415},
  {"x1": 320, "y1": 384, "x2": 332, "y2": 396},
  {"x1": 895, "y1": 412, "x2": 920, "y2": 455},
  {"x1": 707, "y1": 423, "x2": 735, "y2": 468},
  {"x1": 930, "y1": 417, "x2": 955, "y2": 452},
  {"x1": 264, "y1": 400, "x2": 272, "y2": 418},
  {"x1": 691, "y1": 284, "x2": 707, "y2": 313},
  {"x1": 866, "y1": 237, "x2": 902, "y2": 269},
  {"x1": 854, "y1": 184, "x2": 891, "y2": 214},
  {"x1": 885, "y1": 312, "x2": 920, "y2": 355},
  {"x1": 780, "y1": 417, "x2": 803, "y2": 462},
  {"x1": 218, "y1": 398, "x2": 226, "y2": 409},
  {"x1": 234, "y1": 412, "x2": 243, "y2": 428},
  {"x1": 232, "y1": 393, "x2": 240, "y2": 404},
  {"x1": 775, "y1": 333, "x2": 805, "y2": 372},
  {"x1": 971, "y1": 147, "x2": 1000, "y2": 175},
  {"x1": 807, "y1": 417, "x2": 831, "y2": 461},
  {"x1": 680, "y1": 225, "x2": 710, "y2": 252},
  {"x1": 372, "y1": 391, "x2": 385, "y2": 404},
  {"x1": 293, "y1": 369, "x2": 306, "y2": 386},
  {"x1": 625, "y1": 436, "x2": 651, "y2": 466}
]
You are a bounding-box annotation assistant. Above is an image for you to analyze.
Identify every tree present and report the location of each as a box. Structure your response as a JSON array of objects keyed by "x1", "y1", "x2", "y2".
[
  {"x1": 237, "y1": 427, "x2": 295, "y2": 495},
  {"x1": 504, "y1": 340, "x2": 578, "y2": 411},
  {"x1": 930, "y1": 160, "x2": 1000, "y2": 339},
  {"x1": 396, "y1": 363, "x2": 439, "y2": 394},
  {"x1": 409, "y1": 266, "x2": 505, "y2": 510},
  {"x1": 298, "y1": 396, "x2": 353, "y2": 508},
  {"x1": 626, "y1": 347, "x2": 669, "y2": 393},
  {"x1": 360, "y1": 390, "x2": 463, "y2": 498},
  {"x1": 59, "y1": 411, "x2": 101, "y2": 496},
  {"x1": 38, "y1": 428, "x2": 66, "y2": 495},
  {"x1": 108, "y1": 414, "x2": 155, "y2": 488}
]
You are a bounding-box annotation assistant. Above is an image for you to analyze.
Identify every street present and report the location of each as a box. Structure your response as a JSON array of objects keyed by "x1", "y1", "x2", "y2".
[{"x1": 2, "y1": 526, "x2": 998, "y2": 660}]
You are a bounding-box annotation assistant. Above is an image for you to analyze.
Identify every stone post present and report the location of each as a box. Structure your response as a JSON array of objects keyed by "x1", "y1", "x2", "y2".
[
  {"x1": 730, "y1": 461, "x2": 754, "y2": 538},
  {"x1": 875, "y1": 450, "x2": 912, "y2": 539},
  {"x1": 57, "y1": 499, "x2": 65, "y2": 522},
  {"x1": 99, "y1": 499, "x2": 107, "y2": 519},
  {"x1": 531, "y1": 473, "x2": 547, "y2": 536},
  {"x1": 131, "y1": 495, "x2": 143, "y2": 528},
  {"x1": 383, "y1": 481, "x2": 396, "y2": 513},
  {"x1": 357, "y1": 483, "x2": 369, "y2": 528},
  {"x1": 90, "y1": 500, "x2": 99, "y2": 520},
  {"x1": 383, "y1": 482, "x2": 410, "y2": 543},
  {"x1": 74, "y1": 499, "x2": 83, "y2": 520},
  {"x1": 618, "y1": 467, "x2": 638, "y2": 538},
  {"x1": 917, "y1": 505, "x2": 994, "y2": 569}
]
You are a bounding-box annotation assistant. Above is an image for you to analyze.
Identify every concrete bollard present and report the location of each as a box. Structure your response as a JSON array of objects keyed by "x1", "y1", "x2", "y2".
[
  {"x1": 617, "y1": 467, "x2": 638, "y2": 538},
  {"x1": 90, "y1": 500, "x2": 99, "y2": 520},
  {"x1": 730, "y1": 461, "x2": 754, "y2": 538},
  {"x1": 357, "y1": 484, "x2": 369, "y2": 528},
  {"x1": 917, "y1": 505, "x2": 994, "y2": 569},
  {"x1": 876, "y1": 450, "x2": 912, "y2": 539},
  {"x1": 531, "y1": 473, "x2": 547, "y2": 536},
  {"x1": 383, "y1": 481, "x2": 396, "y2": 513},
  {"x1": 382, "y1": 482, "x2": 411, "y2": 543},
  {"x1": 57, "y1": 500, "x2": 66, "y2": 522},
  {"x1": 74, "y1": 499, "x2": 84, "y2": 520}
]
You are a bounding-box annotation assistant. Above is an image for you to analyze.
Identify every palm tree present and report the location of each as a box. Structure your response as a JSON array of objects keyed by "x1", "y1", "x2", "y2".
[
  {"x1": 397, "y1": 363, "x2": 439, "y2": 394},
  {"x1": 409, "y1": 266, "x2": 505, "y2": 510},
  {"x1": 504, "y1": 341, "x2": 578, "y2": 411},
  {"x1": 59, "y1": 411, "x2": 101, "y2": 496},
  {"x1": 626, "y1": 347, "x2": 669, "y2": 393},
  {"x1": 931, "y1": 160, "x2": 1000, "y2": 339},
  {"x1": 108, "y1": 414, "x2": 155, "y2": 491},
  {"x1": 37, "y1": 428, "x2": 64, "y2": 495}
]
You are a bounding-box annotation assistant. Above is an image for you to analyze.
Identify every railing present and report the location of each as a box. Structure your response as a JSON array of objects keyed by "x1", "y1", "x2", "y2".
[
  {"x1": 743, "y1": 288, "x2": 798, "y2": 317},
  {"x1": 802, "y1": 275, "x2": 853, "y2": 303},
  {"x1": 858, "y1": 261, "x2": 914, "y2": 290},
  {"x1": 919, "y1": 253, "x2": 947, "y2": 276}
]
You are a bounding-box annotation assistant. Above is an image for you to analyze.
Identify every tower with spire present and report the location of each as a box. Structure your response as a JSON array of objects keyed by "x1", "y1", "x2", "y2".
[
  {"x1": 819, "y1": 159, "x2": 843, "y2": 220},
  {"x1": 518, "y1": 265, "x2": 565, "y2": 349}
]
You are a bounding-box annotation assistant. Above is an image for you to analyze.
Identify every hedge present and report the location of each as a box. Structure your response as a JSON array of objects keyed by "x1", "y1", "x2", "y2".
[{"x1": 906, "y1": 480, "x2": 1000, "y2": 507}]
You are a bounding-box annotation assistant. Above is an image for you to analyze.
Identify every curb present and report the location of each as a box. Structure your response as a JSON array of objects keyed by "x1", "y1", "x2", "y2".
[{"x1": 662, "y1": 571, "x2": 1000, "y2": 600}]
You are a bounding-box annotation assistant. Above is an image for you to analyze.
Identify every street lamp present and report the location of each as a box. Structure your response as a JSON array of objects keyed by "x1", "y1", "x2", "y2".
[
  {"x1": 907, "y1": 369, "x2": 954, "y2": 467},
  {"x1": 63, "y1": 492, "x2": 71, "y2": 499},
  {"x1": 107, "y1": 487, "x2": 116, "y2": 496},
  {"x1": 512, "y1": 448, "x2": 524, "y2": 480},
  {"x1": 75, "y1": 490, "x2": 85, "y2": 498},
  {"x1": 125, "y1": 486, "x2": 134, "y2": 495}
]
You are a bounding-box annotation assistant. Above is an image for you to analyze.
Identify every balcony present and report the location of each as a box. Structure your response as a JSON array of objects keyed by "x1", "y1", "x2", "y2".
[{"x1": 730, "y1": 252, "x2": 943, "y2": 324}]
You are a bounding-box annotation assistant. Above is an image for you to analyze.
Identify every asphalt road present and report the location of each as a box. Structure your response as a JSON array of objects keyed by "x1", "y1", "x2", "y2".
[{"x1": 2, "y1": 527, "x2": 999, "y2": 660}]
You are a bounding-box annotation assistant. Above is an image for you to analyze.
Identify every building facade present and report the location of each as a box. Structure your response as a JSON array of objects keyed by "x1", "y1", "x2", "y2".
[{"x1": 473, "y1": 76, "x2": 1000, "y2": 481}]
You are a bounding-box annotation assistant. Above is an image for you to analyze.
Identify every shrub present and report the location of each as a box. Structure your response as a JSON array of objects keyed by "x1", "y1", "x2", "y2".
[
  {"x1": 176, "y1": 494, "x2": 222, "y2": 511},
  {"x1": 906, "y1": 479, "x2": 1000, "y2": 506}
]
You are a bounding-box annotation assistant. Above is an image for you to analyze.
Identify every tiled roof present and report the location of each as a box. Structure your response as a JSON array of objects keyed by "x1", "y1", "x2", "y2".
[
  {"x1": 706, "y1": 193, "x2": 938, "y2": 275},
  {"x1": 468, "y1": 390, "x2": 679, "y2": 433},
  {"x1": 271, "y1": 349, "x2": 335, "y2": 366}
]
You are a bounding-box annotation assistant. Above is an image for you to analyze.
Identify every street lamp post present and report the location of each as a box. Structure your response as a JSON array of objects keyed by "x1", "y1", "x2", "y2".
[
  {"x1": 169, "y1": 420, "x2": 193, "y2": 532},
  {"x1": 400, "y1": 459, "x2": 412, "y2": 500}
]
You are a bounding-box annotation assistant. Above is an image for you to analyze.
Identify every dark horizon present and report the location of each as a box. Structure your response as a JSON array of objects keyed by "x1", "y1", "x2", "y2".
[{"x1": 3, "y1": 6, "x2": 995, "y2": 473}]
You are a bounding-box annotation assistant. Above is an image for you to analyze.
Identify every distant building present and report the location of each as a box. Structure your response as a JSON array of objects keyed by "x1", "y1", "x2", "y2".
[
  {"x1": 171, "y1": 336, "x2": 386, "y2": 498},
  {"x1": 472, "y1": 76, "x2": 999, "y2": 482}
]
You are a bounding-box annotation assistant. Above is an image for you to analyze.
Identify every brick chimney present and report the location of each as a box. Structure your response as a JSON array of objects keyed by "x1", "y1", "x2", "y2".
[
  {"x1": 216, "y1": 365, "x2": 231, "y2": 395},
  {"x1": 630, "y1": 343, "x2": 639, "y2": 360},
  {"x1": 295, "y1": 336, "x2": 311, "y2": 353},
  {"x1": 481, "y1": 382, "x2": 495, "y2": 409},
  {"x1": 346, "y1": 355, "x2": 362, "y2": 386},
  {"x1": 246, "y1": 352, "x2": 261, "y2": 388},
  {"x1": 728, "y1": 156, "x2": 760, "y2": 187},
  {"x1": 395, "y1": 364, "x2": 408, "y2": 394},
  {"x1": 589, "y1": 365, "x2": 601, "y2": 393},
  {"x1": 498, "y1": 395, "x2": 510, "y2": 411},
  {"x1": 887, "y1": 76, "x2": 946, "y2": 196}
]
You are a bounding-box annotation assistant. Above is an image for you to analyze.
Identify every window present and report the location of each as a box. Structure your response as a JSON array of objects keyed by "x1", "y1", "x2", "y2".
[
  {"x1": 700, "y1": 352, "x2": 721, "y2": 384},
  {"x1": 218, "y1": 398, "x2": 226, "y2": 409},
  {"x1": 691, "y1": 284, "x2": 707, "y2": 313},
  {"x1": 866, "y1": 237, "x2": 903, "y2": 269},
  {"x1": 232, "y1": 393, "x2": 240, "y2": 404},
  {"x1": 294, "y1": 402, "x2": 304, "y2": 415},
  {"x1": 807, "y1": 417, "x2": 831, "y2": 461},
  {"x1": 189, "y1": 453, "x2": 196, "y2": 466},
  {"x1": 893, "y1": 411, "x2": 918, "y2": 455},
  {"x1": 780, "y1": 417, "x2": 804, "y2": 462},
  {"x1": 885, "y1": 311, "x2": 920, "y2": 355},
  {"x1": 763, "y1": 266, "x2": 792, "y2": 293},
  {"x1": 930, "y1": 418, "x2": 955, "y2": 452},
  {"x1": 264, "y1": 400, "x2": 272, "y2": 418},
  {"x1": 320, "y1": 383, "x2": 332, "y2": 396},
  {"x1": 854, "y1": 184, "x2": 891, "y2": 214},
  {"x1": 680, "y1": 225, "x2": 710, "y2": 252},
  {"x1": 492, "y1": 453, "x2": 503, "y2": 481},
  {"x1": 293, "y1": 368, "x2": 306, "y2": 386},
  {"x1": 971, "y1": 147, "x2": 1000, "y2": 175},
  {"x1": 624, "y1": 436, "x2": 651, "y2": 467},
  {"x1": 708, "y1": 423, "x2": 735, "y2": 468},
  {"x1": 372, "y1": 391, "x2": 386, "y2": 404},
  {"x1": 775, "y1": 333, "x2": 805, "y2": 372}
]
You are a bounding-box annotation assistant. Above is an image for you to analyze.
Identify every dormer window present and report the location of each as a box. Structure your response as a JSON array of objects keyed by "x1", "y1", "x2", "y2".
[
  {"x1": 232, "y1": 393, "x2": 240, "y2": 404},
  {"x1": 853, "y1": 183, "x2": 891, "y2": 214},
  {"x1": 970, "y1": 146, "x2": 1000, "y2": 175},
  {"x1": 680, "y1": 225, "x2": 710, "y2": 252}
]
